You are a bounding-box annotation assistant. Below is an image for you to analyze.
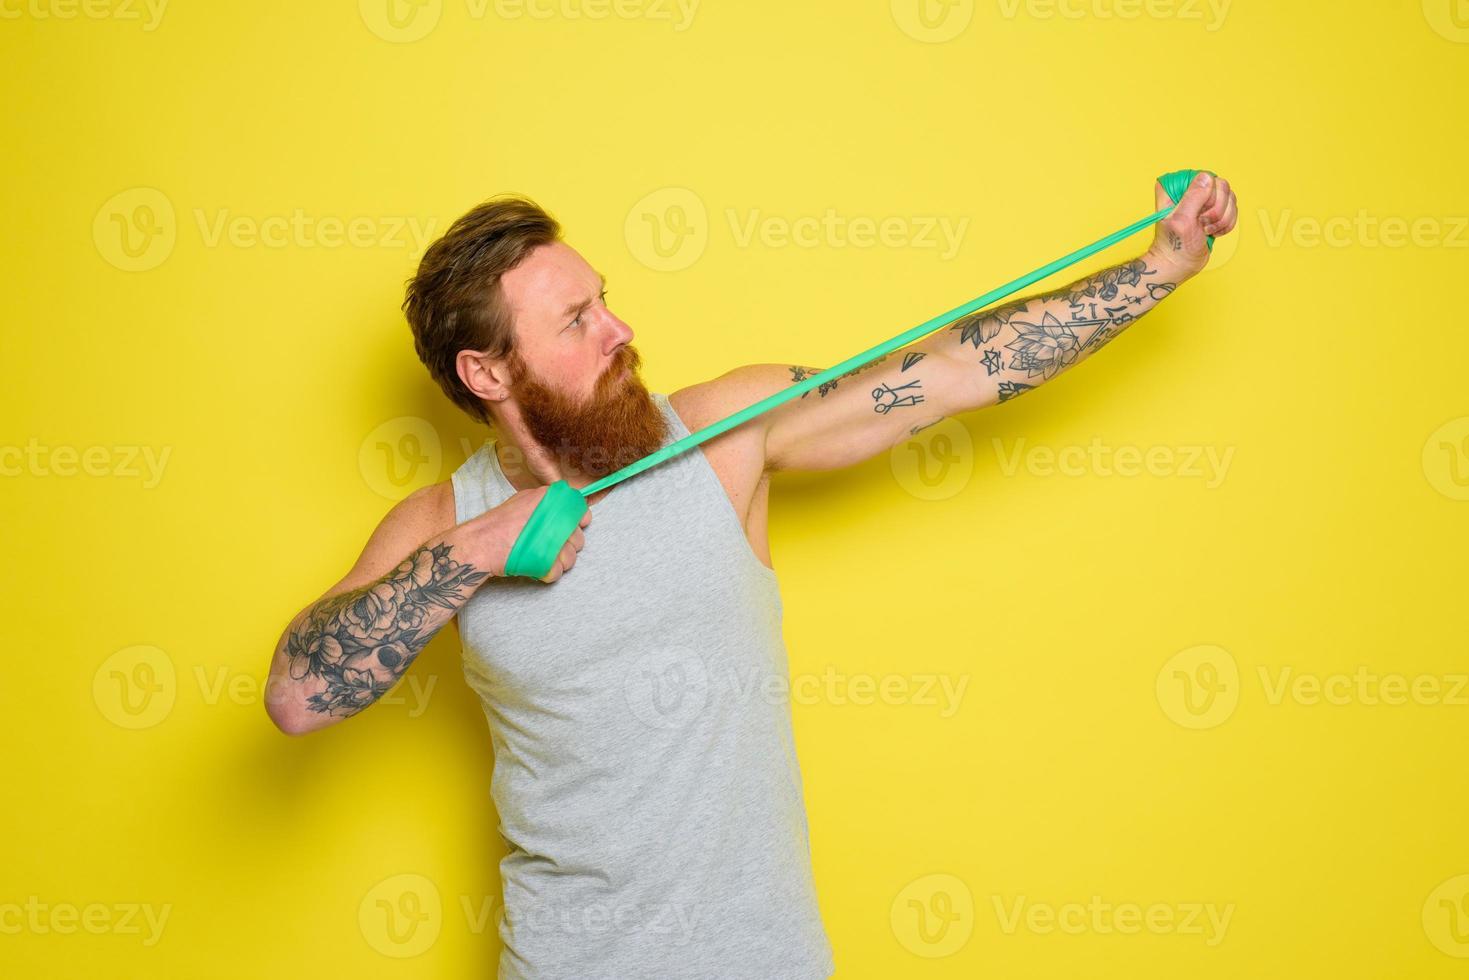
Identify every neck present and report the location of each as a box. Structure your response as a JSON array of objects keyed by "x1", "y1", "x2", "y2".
[{"x1": 492, "y1": 430, "x2": 603, "y2": 493}]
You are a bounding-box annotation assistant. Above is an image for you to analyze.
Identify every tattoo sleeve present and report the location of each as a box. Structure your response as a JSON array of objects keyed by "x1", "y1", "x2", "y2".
[
  {"x1": 270, "y1": 540, "x2": 488, "y2": 725},
  {"x1": 945, "y1": 254, "x2": 1179, "y2": 404}
]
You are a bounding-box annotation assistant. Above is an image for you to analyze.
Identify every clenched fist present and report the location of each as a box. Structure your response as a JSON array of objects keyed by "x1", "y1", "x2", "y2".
[{"x1": 1145, "y1": 170, "x2": 1238, "y2": 281}]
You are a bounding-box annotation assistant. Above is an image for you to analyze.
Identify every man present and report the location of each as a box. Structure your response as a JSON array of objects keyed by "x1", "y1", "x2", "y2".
[{"x1": 264, "y1": 172, "x2": 1237, "y2": 977}]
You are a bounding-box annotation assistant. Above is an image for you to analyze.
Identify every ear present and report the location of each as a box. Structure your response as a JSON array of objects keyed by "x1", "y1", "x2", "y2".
[{"x1": 457, "y1": 348, "x2": 510, "y2": 404}]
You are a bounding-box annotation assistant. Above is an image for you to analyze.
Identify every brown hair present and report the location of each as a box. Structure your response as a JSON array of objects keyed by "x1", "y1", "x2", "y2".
[{"x1": 402, "y1": 195, "x2": 561, "y2": 424}]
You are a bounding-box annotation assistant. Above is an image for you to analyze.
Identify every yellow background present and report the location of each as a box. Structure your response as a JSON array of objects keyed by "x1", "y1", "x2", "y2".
[{"x1": 4, "y1": 0, "x2": 1467, "y2": 975}]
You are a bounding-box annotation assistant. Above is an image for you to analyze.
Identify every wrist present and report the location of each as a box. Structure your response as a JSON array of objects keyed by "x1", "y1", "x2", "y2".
[
  {"x1": 441, "y1": 521, "x2": 499, "y2": 579},
  {"x1": 1143, "y1": 246, "x2": 1198, "y2": 286}
]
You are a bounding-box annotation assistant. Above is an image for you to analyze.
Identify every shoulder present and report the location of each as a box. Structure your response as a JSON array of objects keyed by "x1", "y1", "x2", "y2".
[
  {"x1": 315, "y1": 479, "x2": 457, "y2": 606},
  {"x1": 667, "y1": 363, "x2": 795, "y2": 435},
  {"x1": 390, "y1": 480, "x2": 457, "y2": 536},
  {"x1": 667, "y1": 365, "x2": 798, "y2": 483}
]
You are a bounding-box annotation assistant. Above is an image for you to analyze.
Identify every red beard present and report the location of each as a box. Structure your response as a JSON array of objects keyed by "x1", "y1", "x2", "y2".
[{"x1": 505, "y1": 343, "x2": 668, "y2": 481}]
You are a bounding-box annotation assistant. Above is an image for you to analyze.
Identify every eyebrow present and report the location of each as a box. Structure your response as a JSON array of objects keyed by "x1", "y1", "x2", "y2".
[{"x1": 558, "y1": 272, "x2": 608, "y2": 321}]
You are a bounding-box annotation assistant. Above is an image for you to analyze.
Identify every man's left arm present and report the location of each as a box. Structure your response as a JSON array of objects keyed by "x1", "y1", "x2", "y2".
[{"x1": 741, "y1": 171, "x2": 1237, "y2": 473}]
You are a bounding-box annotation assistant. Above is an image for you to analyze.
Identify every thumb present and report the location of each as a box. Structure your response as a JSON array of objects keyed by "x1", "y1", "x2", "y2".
[{"x1": 1157, "y1": 170, "x2": 1213, "y2": 222}]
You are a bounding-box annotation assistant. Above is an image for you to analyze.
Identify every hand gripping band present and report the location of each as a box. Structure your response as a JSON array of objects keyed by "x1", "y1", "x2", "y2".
[
  {"x1": 503, "y1": 478, "x2": 591, "y2": 578},
  {"x1": 502, "y1": 168, "x2": 1215, "y2": 580}
]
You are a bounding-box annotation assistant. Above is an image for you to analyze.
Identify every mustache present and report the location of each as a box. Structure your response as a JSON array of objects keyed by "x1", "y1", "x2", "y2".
[{"x1": 604, "y1": 346, "x2": 640, "y2": 385}]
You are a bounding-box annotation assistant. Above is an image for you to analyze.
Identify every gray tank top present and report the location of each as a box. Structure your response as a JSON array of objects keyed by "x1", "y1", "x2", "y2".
[{"x1": 450, "y1": 391, "x2": 835, "y2": 979}]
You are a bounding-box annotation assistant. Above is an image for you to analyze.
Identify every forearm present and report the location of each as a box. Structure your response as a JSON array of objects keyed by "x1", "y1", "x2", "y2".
[
  {"x1": 264, "y1": 526, "x2": 488, "y2": 735},
  {"x1": 943, "y1": 248, "x2": 1188, "y2": 406}
]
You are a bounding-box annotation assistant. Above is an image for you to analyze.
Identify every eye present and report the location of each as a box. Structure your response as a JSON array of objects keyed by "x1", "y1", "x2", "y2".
[{"x1": 567, "y1": 290, "x2": 607, "y2": 332}]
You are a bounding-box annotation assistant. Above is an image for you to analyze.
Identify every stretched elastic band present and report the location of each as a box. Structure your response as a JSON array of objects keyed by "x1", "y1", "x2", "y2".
[
  {"x1": 507, "y1": 168, "x2": 1214, "y2": 580},
  {"x1": 580, "y1": 168, "x2": 1214, "y2": 498}
]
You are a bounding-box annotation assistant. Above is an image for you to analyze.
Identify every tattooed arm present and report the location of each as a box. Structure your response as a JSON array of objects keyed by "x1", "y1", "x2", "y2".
[
  {"x1": 675, "y1": 257, "x2": 1175, "y2": 475},
  {"x1": 948, "y1": 170, "x2": 1236, "y2": 406},
  {"x1": 679, "y1": 173, "x2": 1238, "y2": 475},
  {"x1": 264, "y1": 481, "x2": 589, "y2": 736},
  {"x1": 678, "y1": 253, "x2": 1184, "y2": 473},
  {"x1": 946, "y1": 252, "x2": 1179, "y2": 406}
]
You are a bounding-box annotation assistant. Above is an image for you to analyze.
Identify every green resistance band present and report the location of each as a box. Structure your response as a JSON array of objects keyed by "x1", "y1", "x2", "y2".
[{"x1": 503, "y1": 167, "x2": 1216, "y2": 579}]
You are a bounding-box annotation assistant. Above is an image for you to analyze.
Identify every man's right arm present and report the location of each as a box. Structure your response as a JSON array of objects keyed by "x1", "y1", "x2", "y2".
[{"x1": 264, "y1": 480, "x2": 589, "y2": 736}]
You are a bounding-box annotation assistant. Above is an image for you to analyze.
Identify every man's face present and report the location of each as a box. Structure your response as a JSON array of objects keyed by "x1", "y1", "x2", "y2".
[{"x1": 498, "y1": 241, "x2": 667, "y2": 479}]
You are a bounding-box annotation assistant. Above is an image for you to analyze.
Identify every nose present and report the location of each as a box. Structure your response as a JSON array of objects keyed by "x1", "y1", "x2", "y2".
[{"x1": 602, "y1": 313, "x2": 634, "y2": 357}]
